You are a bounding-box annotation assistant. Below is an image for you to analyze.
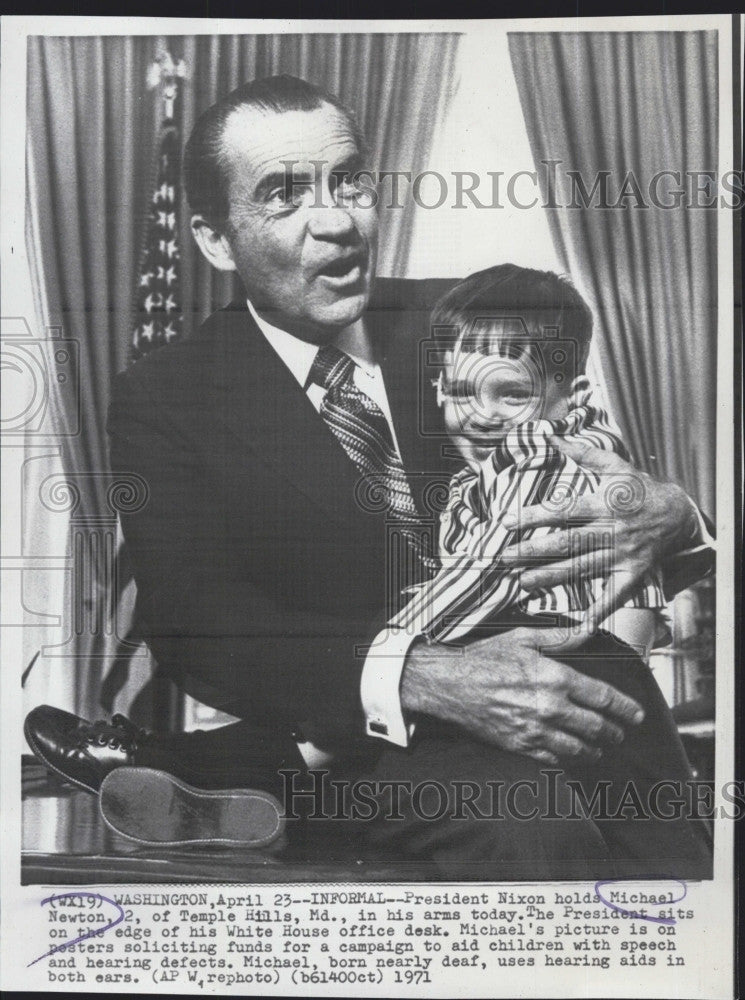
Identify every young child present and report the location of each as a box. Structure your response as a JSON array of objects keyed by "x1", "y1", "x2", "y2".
[
  {"x1": 382, "y1": 264, "x2": 711, "y2": 877},
  {"x1": 390, "y1": 263, "x2": 669, "y2": 655}
]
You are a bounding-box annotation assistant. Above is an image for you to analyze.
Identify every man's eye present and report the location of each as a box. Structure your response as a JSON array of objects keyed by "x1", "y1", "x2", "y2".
[
  {"x1": 267, "y1": 187, "x2": 291, "y2": 207},
  {"x1": 267, "y1": 184, "x2": 308, "y2": 208}
]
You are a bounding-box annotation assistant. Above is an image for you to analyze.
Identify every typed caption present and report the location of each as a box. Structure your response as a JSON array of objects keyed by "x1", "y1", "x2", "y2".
[{"x1": 23, "y1": 881, "x2": 709, "y2": 995}]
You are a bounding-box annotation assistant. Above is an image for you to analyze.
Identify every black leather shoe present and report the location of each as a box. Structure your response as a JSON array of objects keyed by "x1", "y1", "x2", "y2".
[{"x1": 24, "y1": 704, "x2": 150, "y2": 794}]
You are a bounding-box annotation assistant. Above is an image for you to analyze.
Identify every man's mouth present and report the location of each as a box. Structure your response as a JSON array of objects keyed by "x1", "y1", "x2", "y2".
[{"x1": 316, "y1": 252, "x2": 366, "y2": 286}]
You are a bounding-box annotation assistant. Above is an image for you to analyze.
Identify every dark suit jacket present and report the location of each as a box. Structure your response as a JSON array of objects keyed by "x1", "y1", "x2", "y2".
[{"x1": 108, "y1": 277, "x2": 457, "y2": 746}]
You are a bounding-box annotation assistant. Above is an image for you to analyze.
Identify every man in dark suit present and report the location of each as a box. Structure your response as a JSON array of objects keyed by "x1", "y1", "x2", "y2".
[{"x1": 27, "y1": 76, "x2": 713, "y2": 876}]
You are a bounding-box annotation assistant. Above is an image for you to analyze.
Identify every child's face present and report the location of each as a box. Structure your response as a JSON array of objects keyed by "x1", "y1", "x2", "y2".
[{"x1": 439, "y1": 349, "x2": 570, "y2": 466}]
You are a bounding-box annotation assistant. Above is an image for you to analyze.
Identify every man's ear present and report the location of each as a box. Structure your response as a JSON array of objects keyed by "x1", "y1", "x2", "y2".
[{"x1": 190, "y1": 216, "x2": 237, "y2": 272}]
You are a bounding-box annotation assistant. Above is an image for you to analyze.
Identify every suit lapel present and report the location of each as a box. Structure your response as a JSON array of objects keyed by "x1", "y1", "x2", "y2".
[{"x1": 209, "y1": 304, "x2": 368, "y2": 528}]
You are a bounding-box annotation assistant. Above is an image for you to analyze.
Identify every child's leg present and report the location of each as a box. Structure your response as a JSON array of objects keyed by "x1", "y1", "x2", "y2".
[{"x1": 554, "y1": 629, "x2": 712, "y2": 878}]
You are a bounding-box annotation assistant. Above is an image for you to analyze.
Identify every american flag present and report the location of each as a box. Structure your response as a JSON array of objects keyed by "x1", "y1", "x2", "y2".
[{"x1": 132, "y1": 122, "x2": 182, "y2": 359}]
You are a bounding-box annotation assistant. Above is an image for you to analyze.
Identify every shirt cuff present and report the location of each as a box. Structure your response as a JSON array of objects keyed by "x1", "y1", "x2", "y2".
[{"x1": 360, "y1": 626, "x2": 418, "y2": 747}]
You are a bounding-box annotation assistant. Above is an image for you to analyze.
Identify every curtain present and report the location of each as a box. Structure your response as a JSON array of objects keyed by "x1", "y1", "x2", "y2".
[
  {"x1": 508, "y1": 32, "x2": 718, "y2": 517},
  {"x1": 25, "y1": 32, "x2": 461, "y2": 718}
]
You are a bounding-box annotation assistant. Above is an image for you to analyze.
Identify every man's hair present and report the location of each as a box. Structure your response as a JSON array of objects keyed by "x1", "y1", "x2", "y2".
[
  {"x1": 432, "y1": 263, "x2": 594, "y2": 377},
  {"x1": 183, "y1": 74, "x2": 365, "y2": 230}
]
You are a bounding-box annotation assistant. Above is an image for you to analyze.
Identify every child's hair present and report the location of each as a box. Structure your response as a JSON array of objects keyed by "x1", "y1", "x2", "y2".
[{"x1": 432, "y1": 264, "x2": 594, "y2": 382}]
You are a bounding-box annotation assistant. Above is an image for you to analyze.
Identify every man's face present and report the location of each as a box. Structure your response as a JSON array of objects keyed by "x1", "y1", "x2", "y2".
[{"x1": 219, "y1": 104, "x2": 378, "y2": 342}]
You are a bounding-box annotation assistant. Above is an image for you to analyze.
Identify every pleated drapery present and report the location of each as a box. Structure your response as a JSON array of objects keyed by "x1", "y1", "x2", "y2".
[
  {"x1": 26, "y1": 36, "x2": 160, "y2": 717},
  {"x1": 509, "y1": 31, "x2": 718, "y2": 516}
]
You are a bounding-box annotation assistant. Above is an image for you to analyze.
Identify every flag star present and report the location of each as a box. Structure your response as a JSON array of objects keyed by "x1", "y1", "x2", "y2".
[
  {"x1": 133, "y1": 142, "x2": 182, "y2": 357},
  {"x1": 156, "y1": 182, "x2": 174, "y2": 202},
  {"x1": 157, "y1": 211, "x2": 176, "y2": 229}
]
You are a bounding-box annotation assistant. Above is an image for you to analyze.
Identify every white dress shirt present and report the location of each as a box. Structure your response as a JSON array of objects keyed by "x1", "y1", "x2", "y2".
[{"x1": 247, "y1": 301, "x2": 415, "y2": 763}]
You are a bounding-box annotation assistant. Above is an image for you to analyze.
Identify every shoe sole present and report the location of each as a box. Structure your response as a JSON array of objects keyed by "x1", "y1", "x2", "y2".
[
  {"x1": 99, "y1": 768, "x2": 286, "y2": 848},
  {"x1": 23, "y1": 716, "x2": 99, "y2": 794}
]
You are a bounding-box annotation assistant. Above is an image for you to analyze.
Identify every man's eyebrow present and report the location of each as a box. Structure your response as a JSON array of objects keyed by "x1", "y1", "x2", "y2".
[{"x1": 330, "y1": 152, "x2": 365, "y2": 176}]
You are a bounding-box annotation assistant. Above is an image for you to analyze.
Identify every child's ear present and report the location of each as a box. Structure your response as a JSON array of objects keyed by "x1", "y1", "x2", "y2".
[{"x1": 435, "y1": 352, "x2": 454, "y2": 408}]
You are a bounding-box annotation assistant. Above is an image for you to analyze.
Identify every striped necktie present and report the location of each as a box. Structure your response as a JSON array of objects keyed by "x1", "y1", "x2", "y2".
[{"x1": 308, "y1": 344, "x2": 438, "y2": 581}]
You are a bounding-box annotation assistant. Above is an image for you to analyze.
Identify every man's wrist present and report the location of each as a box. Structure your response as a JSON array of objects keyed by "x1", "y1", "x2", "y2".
[
  {"x1": 658, "y1": 490, "x2": 715, "y2": 598},
  {"x1": 400, "y1": 637, "x2": 453, "y2": 718},
  {"x1": 667, "y1": 483, "x2": 705, "y2": 552},
  {"x1": 400, "y1": 638, "x2": 425, "y2": 715}
]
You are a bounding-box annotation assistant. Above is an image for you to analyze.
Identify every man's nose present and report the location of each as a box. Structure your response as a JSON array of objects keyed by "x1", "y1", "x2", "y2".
[{"x1": 306, "y1": 203, "x2": 358, "y2": 242}]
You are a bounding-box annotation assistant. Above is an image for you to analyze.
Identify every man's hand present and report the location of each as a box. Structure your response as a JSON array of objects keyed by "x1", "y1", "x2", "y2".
[
  {"x1": 400, "y1": 624, "x2": 644, "y2": 765},
  {"x1": 499, "y1": 435, "x2": 701, "y2": 627}
]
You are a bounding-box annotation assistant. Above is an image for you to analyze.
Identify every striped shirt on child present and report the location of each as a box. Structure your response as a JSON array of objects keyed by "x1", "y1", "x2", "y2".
[{"x1": 390, "y1": 385, "x2": 666, "y2": 644}]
